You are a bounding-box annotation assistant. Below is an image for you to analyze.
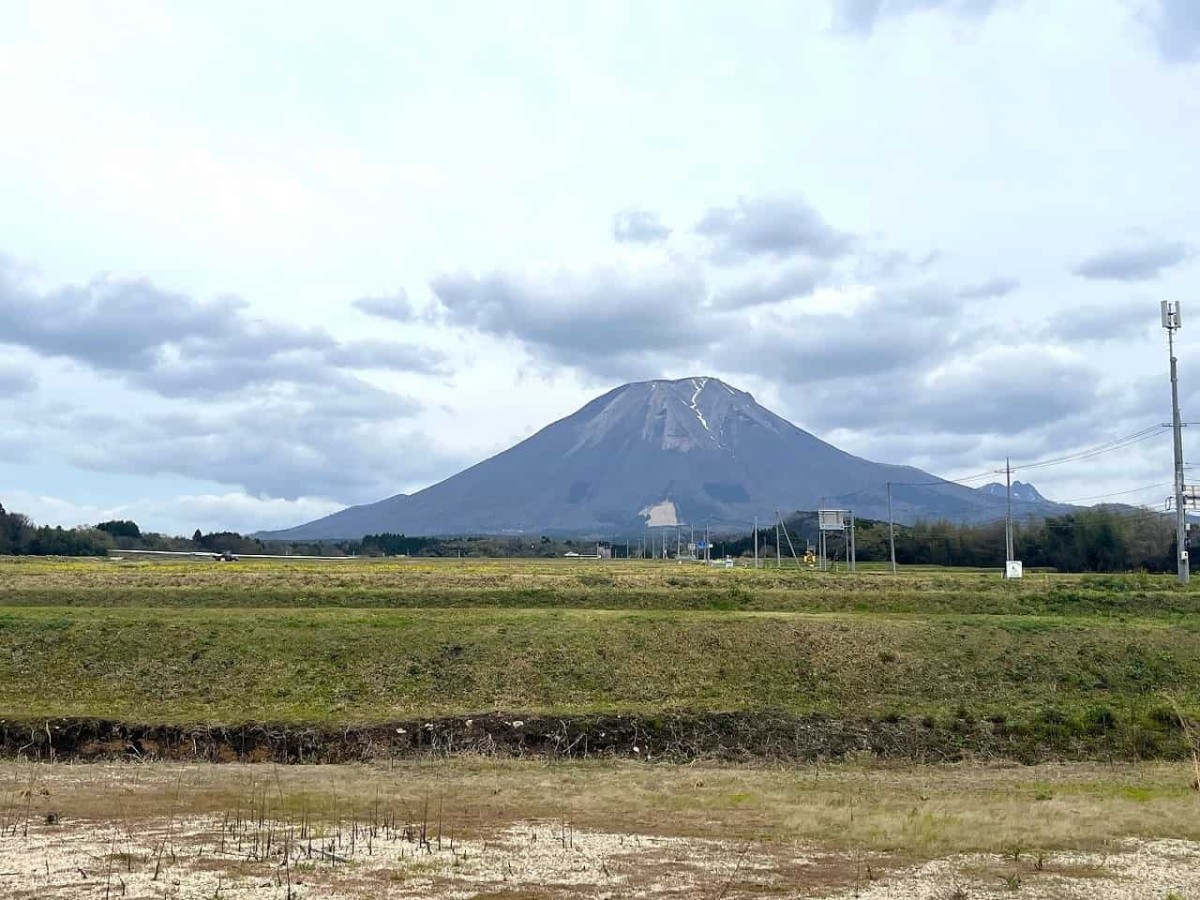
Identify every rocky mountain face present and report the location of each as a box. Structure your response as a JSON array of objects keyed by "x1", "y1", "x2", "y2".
[
  {"x1": 977, "y1": 481, "x2": 1047, "y2": 504},
  {"x1": 261, "y1": 377, "x2": 1066, "y2": 539}
]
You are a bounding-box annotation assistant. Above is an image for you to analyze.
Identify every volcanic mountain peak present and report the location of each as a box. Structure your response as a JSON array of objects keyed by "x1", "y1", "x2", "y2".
[
  {"x1": 261, "y1": 375, "x2": 1070, "y2": 540},
  {"x1": 571, "y1": 376, "x2": 782, "y2": 456}
]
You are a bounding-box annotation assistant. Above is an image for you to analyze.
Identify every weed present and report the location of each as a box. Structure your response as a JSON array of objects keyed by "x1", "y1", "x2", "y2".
[{"x1": 1001, "y1": 841, "x2": 1026, "y2": 862}]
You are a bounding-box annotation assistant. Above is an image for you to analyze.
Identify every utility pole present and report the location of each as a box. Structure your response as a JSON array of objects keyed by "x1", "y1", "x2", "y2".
[
  {"x1": 1164, "y1": 301, "x2": 1189, "y2": 584},
  {"x1": 753, "y1": 515, "x2": 759, "y2": 569},
  {"x1": 1004, "y1": 457, "x2": 1014, "y2": 564},
  {"x1": 775, "y1": 513, "x2": 781, "y2": 569},
  {"x1": 848, "y1": 509, "x2": 856, "y2": 573},
  {"x1": 705, "y1": 522, "x2": 710, "y2": 564},
  {"x1": 886, "y1": 482, "x2": 897, "y2": 575}
]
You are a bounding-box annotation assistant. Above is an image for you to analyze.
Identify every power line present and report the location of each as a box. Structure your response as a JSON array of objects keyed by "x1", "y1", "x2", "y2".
[
  {"x1": 885, "y1": 469, "x2": 1008, "y2": 488},
  {"x1": 878, "y1": 425, "x2": 1167, "y2": 493},
  {"x1": 895, "y1": 503, "x2": 1172, "y2": 532},
  {"x1": 1053, "y1": 481, "x2": 1174, "y2": 504},
  {"x1": 1013, "y1": 426, "x2": 1166, "y2": 472}
]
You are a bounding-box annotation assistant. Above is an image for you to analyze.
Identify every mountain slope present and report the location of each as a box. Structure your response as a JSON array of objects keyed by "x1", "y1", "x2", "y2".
[{"x1": 262, "y1": 377, "x2": 1065, "y2": 539}]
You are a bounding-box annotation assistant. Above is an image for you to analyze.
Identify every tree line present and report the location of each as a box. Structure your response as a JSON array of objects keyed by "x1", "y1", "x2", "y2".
[
  {"x1": 0, "y1": 499, "x2": 1185, "y2": 572},
  {"x1": 712, "y1": 507, "x2": 1179, "y2": 573},
  {"x1": 0, "y1": 504, "x2": 325, "y2": 557}
]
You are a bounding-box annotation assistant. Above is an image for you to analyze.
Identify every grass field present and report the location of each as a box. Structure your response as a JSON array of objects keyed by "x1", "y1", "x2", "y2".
[
  {"x1": 5, "y1": 556, "x2": 1200, "y2": 619},
  {"x1": 0, "y1": 556, "x2": 1198, "y2": 757}
]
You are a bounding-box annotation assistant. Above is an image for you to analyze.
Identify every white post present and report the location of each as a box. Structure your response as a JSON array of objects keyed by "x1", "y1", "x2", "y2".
[
  {"x1": 1005, "y1": 456, "x2": 1014, "y2": 565},
  {"x1": 887, "y1": 482, "x2": 897, "y2": 575}
]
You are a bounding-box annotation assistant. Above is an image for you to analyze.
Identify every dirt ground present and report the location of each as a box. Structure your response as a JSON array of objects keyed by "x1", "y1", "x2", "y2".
[
  {"x1": 1, "y1": 815, "x2": 1198, "y2": 898},
  {"x1": 1, "y1": 759, "x2": 1198, "y2": 899}
]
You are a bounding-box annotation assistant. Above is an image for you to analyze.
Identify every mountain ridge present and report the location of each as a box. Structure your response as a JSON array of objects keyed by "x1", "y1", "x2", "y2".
[{"x1": 260, "y1": 377, "x2": 1070, "y2": 540}]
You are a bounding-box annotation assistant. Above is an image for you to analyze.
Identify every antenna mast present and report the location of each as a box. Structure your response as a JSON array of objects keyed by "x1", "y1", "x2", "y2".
[{"x1": 1164, "y1": 301, "x2": 1190, "y2": 585}]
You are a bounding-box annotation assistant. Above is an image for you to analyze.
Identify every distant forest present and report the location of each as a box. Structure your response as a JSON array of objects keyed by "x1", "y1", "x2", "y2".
[{"x1": 0, "y1": 500, "x2": 1185, "y2": 573}]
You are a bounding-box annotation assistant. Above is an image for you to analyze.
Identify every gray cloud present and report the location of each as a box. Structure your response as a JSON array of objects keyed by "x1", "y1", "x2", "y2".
[
  {"x1": 612, "y1": 209, "x2": 671, "y2": 244},
  {"x1": 831, "y1": 0, "x2": 1001, "y2": 35},
  {"x1": 354, "y1": 290, "x2": 417, "y2": 322},
  {"x1": 8, "y1": 377, "x2": 439, "y2": 504},
  {"x1": 0, "y1": 259, "x2": 441, "y2": 396},
  {"x1": 430, "y1": 265, "x2": 712, "y2": 376},
  {"x1": 0, "y1": 273, "x2": 241, "y2": 371},
  {"x1": 905, "y1": 356, "x2": 1098, "y2": 436},
  {"x1": 325, "y1": 339, "x2": 448, "y2": 374},
  {"x1": 711, "y1": 264, "x2": 830, "y2": 309},
  {"x1": 728, "y1": 320, "x2": 935, "y2": 386},
  {"x1": 695, "y1": 195, "x2": 854, "y2": 265},
  {"x1": 722, "y1": 285, "x2": 965, "y2": 388},
  {"x1": 68, "y1": 398, "x2": 445, "y2": 502},
  {"x1": 1073, "y1": 241, "x2": 1192, "y2": 282},
  {"x1": 0, "y1": 256, "x2": 447, "y2": 503},
  {"x1": 858, "y1": 248, "x2": 943, "y2": 280},
  {"x1": 0, "y1": 364, "x2": 36, "y2": 396},
  {"x1": 1143, "y1": 0, "x2": 1200, "y2": 64},
  {"x1": 1043, "y1": 304, "x2": 1154, "y2": 343},
  {"x1": 792, "y1": 347, "x2": 1100, "y2": 438},
  {"x1": 428, "y1": 262, "x2": 974, "y2": 392},
  {"x1": 957, "y1": 277, "x2": 1019, "y2": 299}
]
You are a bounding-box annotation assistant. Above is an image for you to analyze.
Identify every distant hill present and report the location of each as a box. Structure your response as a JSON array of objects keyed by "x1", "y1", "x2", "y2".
[{"x1": 260, "y1": 377, "x2": 1072, "y2": 540}]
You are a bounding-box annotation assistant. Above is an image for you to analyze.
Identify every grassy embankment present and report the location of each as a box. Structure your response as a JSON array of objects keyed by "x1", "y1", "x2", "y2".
[{"x1": 0, "y1": 557, "x2": 1198, "y2": 757}]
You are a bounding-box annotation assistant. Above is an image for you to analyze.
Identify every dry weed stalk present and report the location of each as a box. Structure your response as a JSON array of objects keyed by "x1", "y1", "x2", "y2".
[{"x1": 1162, "y1": 694, "x2": 1200, "y2": 791}]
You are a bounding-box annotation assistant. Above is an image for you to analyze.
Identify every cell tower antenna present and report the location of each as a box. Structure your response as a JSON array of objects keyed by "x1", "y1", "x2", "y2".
[{"x1": 1163, "y1": 301, "x2": 1190, "y2": 585}]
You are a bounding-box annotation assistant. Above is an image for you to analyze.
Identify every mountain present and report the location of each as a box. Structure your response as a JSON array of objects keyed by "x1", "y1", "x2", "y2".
[
  {"x1": 977, "y1": 481, "x2": 1047, "y2": 504},
  {"x1": 261, "y1": 377, "x2": 1068, "y2": 540}
]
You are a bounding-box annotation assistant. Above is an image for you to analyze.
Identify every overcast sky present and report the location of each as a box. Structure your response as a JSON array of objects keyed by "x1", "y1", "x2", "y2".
[{"x1": 2, "y1": 0, "x2": 1199, "y2": 535}]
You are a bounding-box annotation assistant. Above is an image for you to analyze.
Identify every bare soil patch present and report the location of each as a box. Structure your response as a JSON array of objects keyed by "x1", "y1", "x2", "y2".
[
  {"x1": 1, "y1": 759, "x2": 1199, "y2": 897},
  {"x1": 0, "y1": 815, "x2": 1197, "y2": 899}
]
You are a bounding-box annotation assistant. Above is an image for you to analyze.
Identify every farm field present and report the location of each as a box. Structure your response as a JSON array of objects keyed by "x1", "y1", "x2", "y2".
[
  {"x1": 5, "y1": 555, "x2": 1200, "y2": 618},
  {"x1": 3, "y1": 555, "x2": 1200, "y2": 896}
]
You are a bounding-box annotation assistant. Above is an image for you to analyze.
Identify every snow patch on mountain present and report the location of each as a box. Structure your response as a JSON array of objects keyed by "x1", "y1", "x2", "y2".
[{"x1": 688, "y1": 377, "x2": 712, "y2": 433}]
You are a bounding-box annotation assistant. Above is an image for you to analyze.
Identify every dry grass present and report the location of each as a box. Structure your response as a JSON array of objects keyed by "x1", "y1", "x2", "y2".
[
  {"x1": 3, "y1": 555, "x2": 1199, "y2": 620},
  {"x1": 1, "y1": 759, "x2": 1199, "y2": 898},
  {"x1": 3, "y1": 758, "x2": 1200, "y2": 855}
]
